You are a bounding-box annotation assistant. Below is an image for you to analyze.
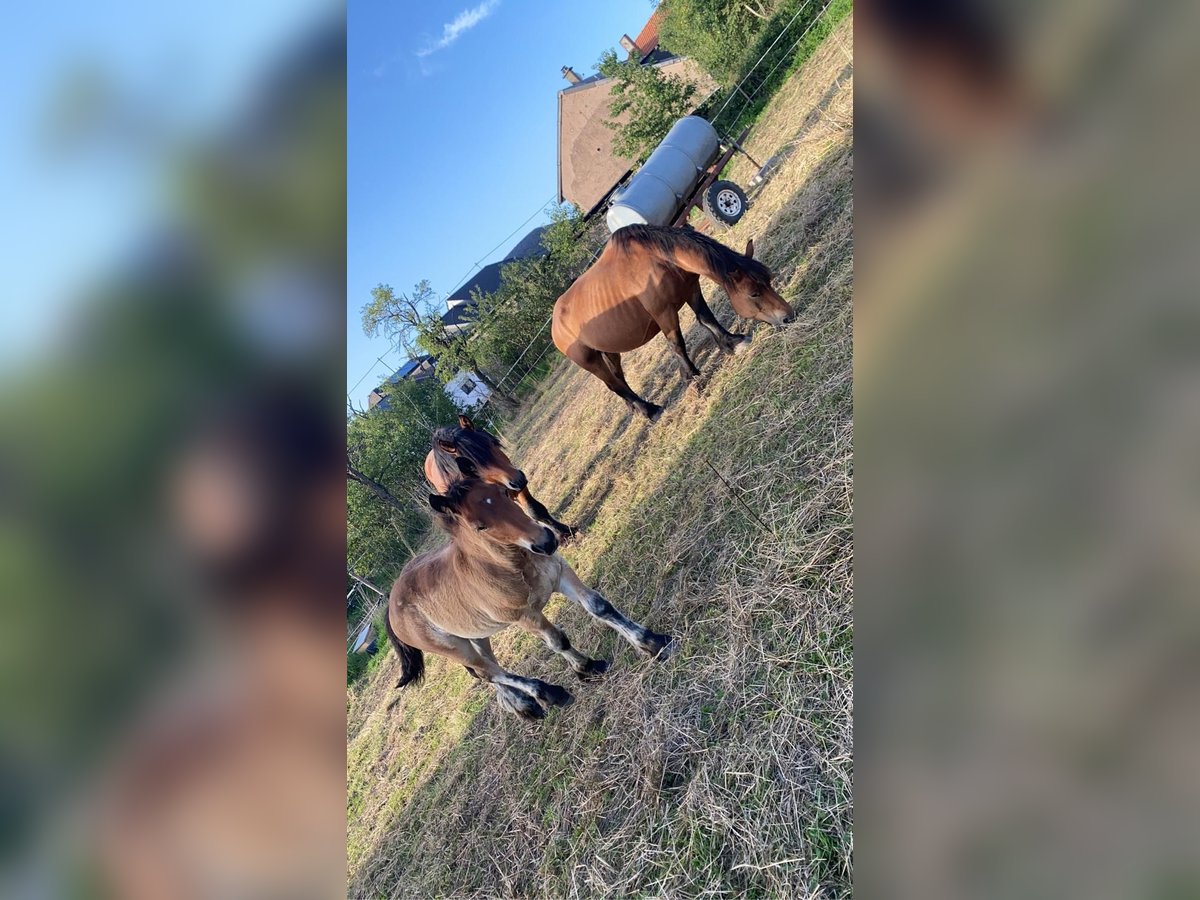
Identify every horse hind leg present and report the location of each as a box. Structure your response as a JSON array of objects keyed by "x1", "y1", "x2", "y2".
[
  {"x1": 566, "y1": 342, "x2": 662, "y2": 422},
  {"x1": 468, "y1": 637, "x2": 574, "y2": 718},
  {"x1": 435, "y1": 636, "x2": 561, "y2": 720}
]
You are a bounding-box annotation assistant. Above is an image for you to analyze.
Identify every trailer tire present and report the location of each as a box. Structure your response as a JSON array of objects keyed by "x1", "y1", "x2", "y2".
[{"x1": 703, "y1": 180, "x2": 748, "y2": 227}]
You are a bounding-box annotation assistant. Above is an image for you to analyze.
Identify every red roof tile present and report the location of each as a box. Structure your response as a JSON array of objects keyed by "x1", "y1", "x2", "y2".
[{"x1": 634, "y1": 8, "x2": 664, "y2": 56}]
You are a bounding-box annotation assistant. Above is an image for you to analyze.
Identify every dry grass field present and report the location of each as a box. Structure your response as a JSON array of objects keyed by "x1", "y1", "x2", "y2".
[{"x1": 347, "y1": 15, "x2": 853, "y2": 897}]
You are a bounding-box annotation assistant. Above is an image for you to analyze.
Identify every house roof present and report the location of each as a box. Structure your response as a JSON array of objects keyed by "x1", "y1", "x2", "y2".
[
  {"x1": 441, "y1": 224, "x2": 550, "y2": 325},
  {"x1": 445, "y1": 262, "x2": 504, "y2": 311},
  {"x1": 503, "y1": 224, "x2": 550, "y2": 261},
  {"x1": 368, "y1": 221, "x2": 554, "y2": 404},
  {"x1": 556, "y1": 56, "x2": 714, "y2": 215},
  {"x1": 633, "y1": 8, "x2": 664, "y2": 57},
  {"x1": 392, "y1": 356, "x2": 429, "y2": 379},
  {"x1": 369, "y1": 353, "x2": 433, "y2": 408}
]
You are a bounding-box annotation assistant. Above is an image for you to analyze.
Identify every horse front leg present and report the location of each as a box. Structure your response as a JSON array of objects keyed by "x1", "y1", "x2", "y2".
[
  {"x1": 566, "y1": 343, "x2": 663, "y2": 422},
  {"x1": 686, "y1": 283, "x2": 750, "y2": 354},
  {"x1": 517, "y1": 610, "x2": 609, "y2": 680},
  {"x1": 556, "y1": 564, "x2": 674, "y2": 658},
  {"x1": 654, "y1": 307, "x2": 703, "y2": 387},
  {"x1": 513, "y1": 485, "x2": 577, "y2": 540}
]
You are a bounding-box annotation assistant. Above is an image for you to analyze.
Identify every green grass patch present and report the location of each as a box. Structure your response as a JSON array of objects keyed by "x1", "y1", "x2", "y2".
[{"x1": 347, "y1": 40, "x2": 854, "y2": 897}]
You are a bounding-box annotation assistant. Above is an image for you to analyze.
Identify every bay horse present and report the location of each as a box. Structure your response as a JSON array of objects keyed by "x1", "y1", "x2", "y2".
[
  {"x1": 423, "y1": 414, "x2": 576, "y2": 539},
  {"x1": 384, "y1": 477, "x2": 674, "y2": 720},
  {"x1": 552, "y1": 224, "x2": 795, "y2": 421}
]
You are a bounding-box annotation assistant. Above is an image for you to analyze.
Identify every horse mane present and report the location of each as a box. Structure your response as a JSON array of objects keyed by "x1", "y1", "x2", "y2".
[
  {"x1": 430, "y1": 424, "x2": 502, "y2": 487},
  {"x1": 435, "y1": 474, "x2": 476, "y2": 504},
  {"x1": 425, "y1": 477, "x2": 540, "y2": 600},
  {"x1": 609, "y1": 224, "x2": 771, "y2": 288}
]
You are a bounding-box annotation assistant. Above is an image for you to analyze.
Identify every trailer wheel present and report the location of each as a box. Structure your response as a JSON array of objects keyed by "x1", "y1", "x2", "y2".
[{"x1": 703, "y1": 180, "x2": 748, "y2": 227}]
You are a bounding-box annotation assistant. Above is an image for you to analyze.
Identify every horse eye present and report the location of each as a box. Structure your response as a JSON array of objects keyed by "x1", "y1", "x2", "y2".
[{"x1": 476, "y1": 523, "x2": 488, "y2": 531}]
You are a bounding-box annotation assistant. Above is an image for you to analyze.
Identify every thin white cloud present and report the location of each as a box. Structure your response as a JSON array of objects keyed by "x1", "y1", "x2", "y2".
[{"x1": 416, "y1": 0, "x2": 501, "y2": 58}]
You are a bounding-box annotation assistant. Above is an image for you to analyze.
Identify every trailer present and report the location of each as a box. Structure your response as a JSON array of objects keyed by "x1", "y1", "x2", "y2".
[{"x1": 606, "y1": 117, "x2": 760, "y2": 233}]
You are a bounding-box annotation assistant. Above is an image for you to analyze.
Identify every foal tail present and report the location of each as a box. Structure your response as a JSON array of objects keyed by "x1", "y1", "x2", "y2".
[{"x1": 383, "y1": 613, "x2": 425, "y2": 688}]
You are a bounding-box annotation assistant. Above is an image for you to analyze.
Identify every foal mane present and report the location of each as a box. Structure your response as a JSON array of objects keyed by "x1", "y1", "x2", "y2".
[
  {"x1": 610, "y1": 224, "x2": 771, "y2": 288},
  {"x1": 430, "y1": 424, "x2": 503, "y2": 487},
  {"x1": 428, "y1": 478, "x2": 537, "y2": 598}
]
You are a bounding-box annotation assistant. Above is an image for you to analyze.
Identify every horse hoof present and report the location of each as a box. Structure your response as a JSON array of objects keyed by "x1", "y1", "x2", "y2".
[
  {"x1": 733, "y1": 336, "x2": 752, "y2": 355},
  {"x1": 642, "y1": 632, "x2": 676, "y2": 659},
  {"x1": 539, "y1": 682, "x2": 575, "y2": 707},
  {"x1": 576, "y1": 659, "x2": 611, "y2": 681},
  {"x1": 497, "y1": 685, "x2": 546, "y2": 720},
  {"x1": 644, "y1": 404, "x2": 664, "y2": 423},
  {"x1": 516, "y1": 703, "x2": 546, "y2": 722}
]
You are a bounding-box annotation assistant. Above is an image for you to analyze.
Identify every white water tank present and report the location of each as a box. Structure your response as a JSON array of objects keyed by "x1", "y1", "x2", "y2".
[{"x1": 607, "y1": 116, "x2": 720, "y2": 232}]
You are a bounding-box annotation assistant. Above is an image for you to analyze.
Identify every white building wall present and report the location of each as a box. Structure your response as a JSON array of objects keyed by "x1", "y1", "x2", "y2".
[{"x1": 444, "y1": 369, "x2": 491, "y2": 409}]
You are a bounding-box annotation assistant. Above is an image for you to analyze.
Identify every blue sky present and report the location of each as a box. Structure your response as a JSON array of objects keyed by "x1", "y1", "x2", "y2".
[
  {"x1": 347, "y1": 0, "x2": 655, "y2": 408},
  {"x1": 0, "y1": 0, "x2": 331, "y2": 373}
]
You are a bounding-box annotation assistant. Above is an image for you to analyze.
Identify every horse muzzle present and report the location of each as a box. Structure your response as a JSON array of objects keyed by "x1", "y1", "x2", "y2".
[{"x1": 531, "y1": 528, "x2": 558, "y2": 556}]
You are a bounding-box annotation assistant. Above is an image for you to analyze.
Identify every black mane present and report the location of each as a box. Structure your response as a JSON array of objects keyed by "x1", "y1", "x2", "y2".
[
  {"x1": 609, "y1": 224, "x2": 771, "y2": 288},
  {"x1": 430, "y1": 424, "x2": 502, "y2": 487},
  {"x1": 442, "y1": 476, "x2": 478, "y2": 506},
  {"x1": 430, "y1": 476, "x2": 480, "y2": 530}
]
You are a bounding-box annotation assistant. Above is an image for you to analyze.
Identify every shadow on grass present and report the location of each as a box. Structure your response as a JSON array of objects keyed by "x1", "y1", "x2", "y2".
[
  {"x1": 349, "y1": 138, "x2": 854, "y2": 897},
  {"x1": 748, "y1": 60, "x2": 854, "y2": 200},
  {"x1": 350, "y1": 315, "x2": 852, "y2": 897}
]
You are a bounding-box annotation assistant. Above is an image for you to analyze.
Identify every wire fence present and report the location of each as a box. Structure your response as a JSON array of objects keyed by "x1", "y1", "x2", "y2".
[
  {"x1": 346, "y1": 0, "x2": 847, "y2": 648},
  {"x1": 464, "y1": 0, "x2": 844, "y2": 420},
  {"x1": 352, "y1": 0, "x2": 848, "y2": 433},
  {"x1": 708, "y1": 0, "x2": 822, "y2": 126},
  {"x1": 347, "y1": 1, "x2": 843, "y2": 415},
  {"x1": 346, "y1": 572, "x2": 386, "y2": 650},
  {"x1": 718, "y1": 0, "x2": 838, "y2": 129}
]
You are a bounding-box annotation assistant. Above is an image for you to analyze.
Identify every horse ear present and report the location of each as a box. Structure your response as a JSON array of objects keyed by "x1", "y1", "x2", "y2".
[
  {"x1": 455, "y1": 457, "x2": 479, "y2": 478},
  {"x1": 429, "y1": 493, "x2": 456, "y2": 516},
  {"x1": 457, "y1": 414, "x2": 475, "y2": 430},
  {"x1": 744, "y1": 238, "x2": 755, "y2": 259}
]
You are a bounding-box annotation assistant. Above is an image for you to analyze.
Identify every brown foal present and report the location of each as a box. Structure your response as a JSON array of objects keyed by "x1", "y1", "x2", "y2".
[
  {"x1": 424, "y1": 414, "x2": 576, "y2": 539},
  {"x1": 385, "y1": 478, "x2": 673, "y2": 720}
]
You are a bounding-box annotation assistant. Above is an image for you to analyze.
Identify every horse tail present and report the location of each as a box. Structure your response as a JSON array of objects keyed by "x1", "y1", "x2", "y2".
[{"x1": 384, "y1": 613, "x2": 425, "y2": 689}]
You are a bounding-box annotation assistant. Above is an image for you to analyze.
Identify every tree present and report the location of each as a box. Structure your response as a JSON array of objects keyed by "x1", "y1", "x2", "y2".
[
  {"x1": 467, "y1": 205, "x2": 605, "y2": 390},
  {"x1": 346, "y1": 461, "x2": 408, "y2": 513},
  {"x1": 597, "y1": 49, "x2": 699, "y2": 163},
  {"x1": 657, "y1": 0, "x2": 774, "y2": 87},
  {"x1": 345, "y1": 376, "x2": 460, "y2": 586},
  {"x1": 361, "y1": 206, "x2": 601, "y2": 419},
  {"x1": 539, "y1": 202, "x2": 594, "y2": 273},
  {"x1": 361, "y1": 280, "x2": 513, "y2": 402}
]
